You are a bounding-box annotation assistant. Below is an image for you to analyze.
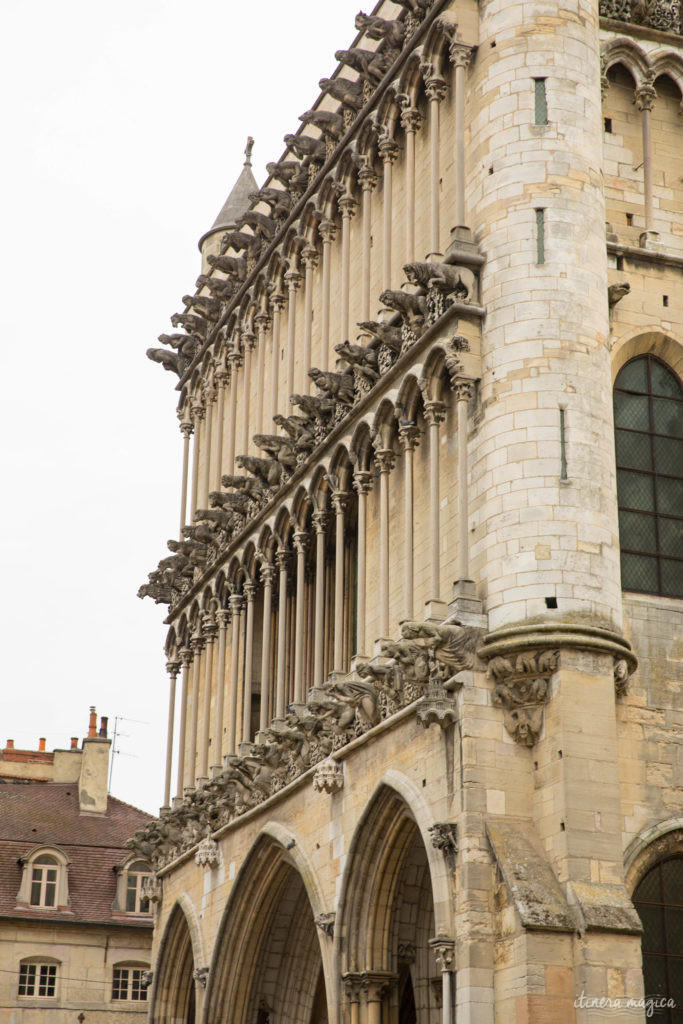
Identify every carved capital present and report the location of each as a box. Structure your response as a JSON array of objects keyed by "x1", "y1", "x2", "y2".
[
  {"x1": 284, "y1": 268, "x2": 303, "y2": 291},
  {"x1": 398, "y1": 420, "x2": 421, "y2": 452},
  {"x1": 259, "y1": 562, "x2": 277, "y2": 588},
  {"x1": 378, "y1": 135, "x2": 400, "y2": 164},
  {"x1": 452, "y1": 377, "x2": 475, "y2": 403},
  {"x1": 353, "y1": 468, "x2": 373, "y2": 495},
  {"x1": 201, "y1": 613, "x2": 217, "y2": 641},
  {"x1": 313, "y1": 758, "x2": 344, "y2": 793},
  {"x1": 635, "y1": 83, "x2": 656, "y2": 112},
  {"x1": 373, "y1": 447, "x2": 396, "y2": 474},
  {"x1": 275, "y1": 549, "x2": 291, "y2": 572},
  {"x1": 166, "y1": 659, "x2": 181, "y2": 679},
  {"x1": 343, "y1": 973, "x2": 363, "y2": 1004},
  {"x1": 254, "y1": 312, "x2": 272, "y2": 333},
  {"x1": 358, "y1": 164, "x2": 379, "y2": 192},
  {"x1": 362, "y1": 972, "x2": 395, "y2": 1003},
  {"x1": 338, "y1": 193, "x2": 358, "y2": 219},
  {"x1": 302, "y1": 244, "x2": 320, "y2": 270},
  {"x1": 449, "y1": 41, "x2": 474, "y2": 69},
  {"x1": 228, "y1": 593, "x2": 244, "y2": 615},
  {"x1": 269, "y1": 290, "x2": 286, "y2": 312},
  {"x1": 400, "y1": 105, "x2": 423, "y2": 133},
  {"x1": 429, "y1": 936, "x2": 455, "y2": 972},
  {"x1": 424, "y1": 400, "x2": 447, "y2": 426},
  {"x1": 191, "y1": 396, "x2": 205, "y2": 421},
  {"x1": 293, "y1": 530, "x2": 310, "y2": 556},
  {"x1": 190, "y1": 632, "x2": 205, "y2": 654},
  {"x1": 216, "y1": 608, "x2": 231, "y2": 629},
  {"x1": 243, "y1": 580, "x2": 257, "y2": 602},
  {"x1": 423, "y1": 69, "x2": 448, "y2": 103},
  {"x1": 312, "y1": 510, "x2": 330, "y2": 534},
  {"x1": 179, "y1": 646, "x2": 193, "y2": 667},
  {"x1": 331, "y1": 491, "x2": 349, "y2": 516},
  {"x1": 319, "y1": 219, "x2": 338, "y2": 245},
  {"x1": 179, "y1": 421, "x2": 194, "y2": 440}
]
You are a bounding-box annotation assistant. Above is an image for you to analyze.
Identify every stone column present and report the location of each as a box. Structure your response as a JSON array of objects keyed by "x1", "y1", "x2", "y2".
[
  {"x1": 452, "y1": 377, "x2": 474, "y2": 584},
  {"x1": 312, "y1": 511, "x2": 329, "y2": 687},
  {"x1": 212, "y1": 609, "x2": 229, "y2": 769},
  {"x1": 163, "y1": 659, "x2": 180, "y2": 807},
  {"x1": 358, "y1": 164, "x2": 379, "y2": 322},
  {"x1": 254, "y1": 312, "x2": 271, "y2": 436},
  {"x1": 422, "y1": 67, "x2": 448, "y2": 257},
  {"x1": 398, "y1": 421, "x2": 420, "y2": 621},
  {"x1": 227, "y1": 593, "x2": 243, "y2": 755},
  {"x1": 275, "y1": 549, "x2": 290, "y2": 719},
  {"x1": 285, "y1": 265, "x2": 302, "y2": 402},
  {"x1": 270, "y1": 292, "x2": 284, "y2": 420},
  {"x1": 190, "y1": 394, "x2": 204, "y2": 522},
  {"x1": 338, "y1": 192, "x2": 358, "y2": 343},
  {"x1": 200, "y1": 383, "x2": 215, "y2": 509},
  {"x1": 187, "y1": 631, "x2": 204, "y2": 787},
  {"x1": 331, "y1": 491, "x2": 348, "y2": 673},
  {"x1": 293, "y1": 530, "x2": 309, "y2": 702},
  {"x1": 175, "y1": 646, "x2": 192, "y2": 797},
  {"x1": 226, "y1": 347, "x2": 242, "y2": 477},
  {"x1": 353, "y1": 469, "x2": 372, "y2": 657},
  {"x1": 319, "y1": 220, "x2": 337, "y2": 371},
  {"x1": 378, "y1": 135, "x2": 399, "y2": 293},
  {"x1": 301, "y1": 246, "x2": 319, "y2": 392},
  {"x1": 430, "y1": 938, "x2": 455, "y2": 1024},
  {"x1": 241, "y1": 582, "x2": 256, "y2": 744},
  {"x1": 178, "y1": 418, "x2": 193, "y2": 535},
  {"x1": 198, "y1": 614, "x2": 216, "y2": 780},
  {"x1": 213, "y1": 366, "x2": 228, "y2": 491},
  {"x1": 423, "y1": 398, "x2": 447, "y2": 604},
  {"x1": 635, "y1": 79, "x2": 657, "y2": 234},
  {"x1": 399, "y1": 102, "x2": 423, "y2": 265},
  {"x1": 258, "y1": 562, "x2": 276, "y2": 732},
  {"x1": 241, "y1": 330, "x2": 255, "y2": 457},
  {"x1": 373, "y1": 444, "x2": 395, "y2": 640},
  {"x1": 362, "y1": 974, "x2": 394, "y2": 1024},
  {"x1": 448, "y1": 42, "x2": 474, "y2": 231}
]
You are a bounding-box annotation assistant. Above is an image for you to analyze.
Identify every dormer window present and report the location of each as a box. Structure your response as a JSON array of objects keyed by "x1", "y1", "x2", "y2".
[
  {"x1": 30, "y1": 856, "x2": 59, "y2": 908},
  {"x1": 17, "y1": 847, "x2": 70, "y2": 912},
  {"x1": 126, "y1": 861, "x2": 151, "y2": 914}
]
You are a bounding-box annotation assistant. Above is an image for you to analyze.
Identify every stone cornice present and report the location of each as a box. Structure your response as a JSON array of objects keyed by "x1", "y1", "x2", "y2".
[
  {"x1": 176, "y1": 0, "x2": 454, "y2": 392},
  {"x1": 607, "y1": 240, "x2": 683, "y2": 271}
]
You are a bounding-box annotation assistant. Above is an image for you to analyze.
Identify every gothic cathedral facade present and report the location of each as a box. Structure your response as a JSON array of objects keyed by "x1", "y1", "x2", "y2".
[{"x1": 136, "y1": 0, "x2": 683, "y2": 1021}]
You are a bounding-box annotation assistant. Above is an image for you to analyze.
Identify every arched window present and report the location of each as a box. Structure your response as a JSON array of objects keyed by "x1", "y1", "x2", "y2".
[
  {"x1": 632, "y1": 857, "x2": 683, "y2": 1019},
  {"x1": 18, "y1": 957, "x2": 60, "y2": 998},
  {"x1": 613, "y1": 355, "x2": 683, "y2": 597},
  {"x1": 16, "y1": 847, "x2": 70, "y2": 911},
  {"x1": 30, "y1": 855, "x2": 59, "y2": 908},
  {"x1": 112, "y1": 961, "x2": 150, "y2": 1001}
]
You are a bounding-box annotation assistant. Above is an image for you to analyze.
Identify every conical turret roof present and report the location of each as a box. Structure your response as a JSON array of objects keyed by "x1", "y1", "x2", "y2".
[{"x1": 198, "y1": 137, "x2": 258, "y2": 251}]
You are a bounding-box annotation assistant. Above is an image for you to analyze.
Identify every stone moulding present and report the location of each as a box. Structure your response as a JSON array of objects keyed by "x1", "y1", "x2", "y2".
[{"x1": 478, "y1": 623, "x2": 638, "y2": 745}]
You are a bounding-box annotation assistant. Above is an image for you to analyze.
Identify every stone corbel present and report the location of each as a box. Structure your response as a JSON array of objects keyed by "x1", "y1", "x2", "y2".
[
  {"x1": 479, "y1": 624, "x2": 638, "y2": 744},
  {"x1": 194, "y1": 826, "x2": 220, "y2": 869},
  {"x1": 193, "y1": 967, "x2": 209, "y2": 989},
  {"x1": 313, "y1": 758, "x2": 344, "y2": 794},
  {"x1": 315, "y1": 911, "x2": 336, "y2": 937}
]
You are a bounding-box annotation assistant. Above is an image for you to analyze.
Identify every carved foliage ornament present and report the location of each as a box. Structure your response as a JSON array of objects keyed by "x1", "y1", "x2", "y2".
[{"x1": 488, "y1": 650, "x2": 557, "y2": 746}]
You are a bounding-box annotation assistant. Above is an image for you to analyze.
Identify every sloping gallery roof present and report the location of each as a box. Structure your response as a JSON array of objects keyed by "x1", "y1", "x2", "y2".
[{"x1": 0, "y1": 782, "x2": 152, "y2": 926}]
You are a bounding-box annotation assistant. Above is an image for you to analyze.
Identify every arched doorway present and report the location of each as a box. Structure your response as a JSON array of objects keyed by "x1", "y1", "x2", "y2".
[
  {"x1": 339, "y1": 785, "x2": 443, "y2": 1024},
  {"x1": 151, "y1": 903, "x2": 197, "y2": 1023},
  {"x1": 207, "y1": 835, "x2": 329, "y2": 1024}
]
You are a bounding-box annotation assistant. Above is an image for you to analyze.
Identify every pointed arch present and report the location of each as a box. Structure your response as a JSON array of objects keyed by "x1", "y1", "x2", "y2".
[
  {"x1": 205, "y1": 829, "x2": 330, "y2": 1024},
  {"x1": 150, "y1": 897, "x2": 203, "y2": 1024}
]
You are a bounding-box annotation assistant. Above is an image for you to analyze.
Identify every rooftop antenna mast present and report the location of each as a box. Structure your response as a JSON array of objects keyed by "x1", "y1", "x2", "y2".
[{"x1": 108, "y1": 716, "x2": 148, "y2": 793}]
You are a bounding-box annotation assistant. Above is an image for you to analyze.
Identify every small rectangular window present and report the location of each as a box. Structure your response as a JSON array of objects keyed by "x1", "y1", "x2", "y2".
[
  {"x1": 534, "y1": 78, "x2": 548, "y2": 125},
  {"x1": 535, "y1": 208, "x2": 545, "y2": 264},
  {"x1": 604, "y1": 117, "x2": 612, "y2": 133},
  {"x1": 113, "y1": 968, "x2": 129, "y2": 1001}
]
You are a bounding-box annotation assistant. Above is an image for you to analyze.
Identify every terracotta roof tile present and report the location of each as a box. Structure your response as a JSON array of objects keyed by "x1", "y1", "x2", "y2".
[{"x1": 0, "y1": 783, "x2": 153, "y2": 927}]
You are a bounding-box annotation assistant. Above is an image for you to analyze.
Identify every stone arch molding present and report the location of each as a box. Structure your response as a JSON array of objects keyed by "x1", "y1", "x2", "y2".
[
  {"x1": 610, "y1": 329, "x2": 683, "y2": 382},
  {"x1": 336, "y1": 770, "x2": 454, "y2": 977},
  {"x1": 204, "y1": 825, "x2": 333, "y2": 1024},
  {"x1": 601, "y1": 37, "x2": 683, "y2": 98},
  {"x1": 150, "y1": 895, "x2": 204, "y2": 1024},
  {"x1": 624, "y1": 816, "x2": 683, "y2": 893}
]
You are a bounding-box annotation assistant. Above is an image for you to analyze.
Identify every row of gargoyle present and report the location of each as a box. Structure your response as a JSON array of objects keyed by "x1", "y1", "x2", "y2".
[
  {"x1": 144, "y1": 1, "x2": 436, "y2": 381},
  {"x1": 138, "y1": 261, "x2": 475, "y2": 606},
  {"x1": 124, "y1": 619, "x2": 481, "y2": 870}
]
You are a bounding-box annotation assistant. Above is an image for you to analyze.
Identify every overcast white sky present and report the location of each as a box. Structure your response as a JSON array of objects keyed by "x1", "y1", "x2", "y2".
[{"x1": 0, "y1": 0, "x2": 366, "y2": 814}]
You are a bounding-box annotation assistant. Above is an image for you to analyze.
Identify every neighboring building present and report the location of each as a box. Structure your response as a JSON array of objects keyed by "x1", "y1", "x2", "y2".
[
  {"x1": 137, "y1": 0, "x2": 682, "y2": 1021},
  {"x1": 0, "y1": 710, "x2": 154, "y2": 1023}
]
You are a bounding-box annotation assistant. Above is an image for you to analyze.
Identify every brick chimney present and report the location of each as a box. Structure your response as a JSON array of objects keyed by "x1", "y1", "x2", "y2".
[{"x1": 78, "y1": 707, "x2": 111, "y2": 814}]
